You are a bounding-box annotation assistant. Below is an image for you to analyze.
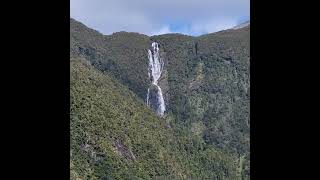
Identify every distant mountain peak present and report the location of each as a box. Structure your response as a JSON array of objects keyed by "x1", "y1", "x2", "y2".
[{"x1": 232, "y1": 20, "x2": 250, "y2": 30}]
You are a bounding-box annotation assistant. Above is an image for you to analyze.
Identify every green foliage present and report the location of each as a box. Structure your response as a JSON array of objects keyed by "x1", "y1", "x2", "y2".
[
  {"x1": 70, "y1": 18, "x2": 250, "y2": 179},
  {"x1": 151, "y1": 27, "x2": 250, "y2": 156},
  {"x1": 70, "y1": 18, "x2": 151, "y2": 99},
  {"x1": 71, "y1": 59, "x2": 240, "y2": 179}
]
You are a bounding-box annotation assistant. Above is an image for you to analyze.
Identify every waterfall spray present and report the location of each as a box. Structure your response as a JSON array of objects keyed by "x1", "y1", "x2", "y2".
[{"x1": 146, "y1": 42, "x2": 166, "y2": 116}]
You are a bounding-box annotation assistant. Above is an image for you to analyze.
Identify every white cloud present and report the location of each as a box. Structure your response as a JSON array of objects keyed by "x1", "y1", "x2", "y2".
[
  {"x1": 70, "y1": 0, "x2": 249, "y2": 36},
  {"x1": 151, "y1": 26, "x2": 173, "y2": 36},
  {"x1": 190, "y1": 19, "x2": 238, "y2": 35}
]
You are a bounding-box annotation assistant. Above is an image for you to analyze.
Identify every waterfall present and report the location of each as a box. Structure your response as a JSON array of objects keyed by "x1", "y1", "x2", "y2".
[
  {"x1": 146, "y1": 88, "x2": 150, "y2": 106},
  {"x1": 146, "y1": 42, "x2": 166, "y2": 116}
]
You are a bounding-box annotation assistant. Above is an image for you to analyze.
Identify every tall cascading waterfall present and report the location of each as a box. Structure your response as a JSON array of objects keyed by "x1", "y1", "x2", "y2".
[{"x1": 146, "y1": 42, "x2": 166, "y2": 116}]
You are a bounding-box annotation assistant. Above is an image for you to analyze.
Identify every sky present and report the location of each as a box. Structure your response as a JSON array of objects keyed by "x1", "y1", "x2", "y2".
[{"x1": 70, "y1": 0, "x2": 249, "y2": 36}]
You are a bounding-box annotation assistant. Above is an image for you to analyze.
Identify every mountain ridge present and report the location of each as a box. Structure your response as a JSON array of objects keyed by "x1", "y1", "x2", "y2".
[
  {"x1": 70, "y1": 17, "x2": 249, "y2": 154},
  {"x1": 70, "y1": 18, "x2": 250, "y2": 179},
  {"x1": 71, "y1": 18, "x2": 249, "y2": 37},
  {"x1": 233, "y1": 21, "x2": 250, "y2": 30}
]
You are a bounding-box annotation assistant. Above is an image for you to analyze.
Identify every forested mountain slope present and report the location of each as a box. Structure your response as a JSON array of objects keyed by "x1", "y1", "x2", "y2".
[
  {"x1": 70, "y1": 18, "x2": 250, "y2": 179},
  {"x1": 71, "y1": 59, "x2": 242, "y2": 179}
]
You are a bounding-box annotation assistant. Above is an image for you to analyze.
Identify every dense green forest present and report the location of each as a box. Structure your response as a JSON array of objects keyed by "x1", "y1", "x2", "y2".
[
  {"x1": 71, "y1": 59, "x2": 245, "y2": 179},
  {"x1": 70, "y1": 18, "x2": 250, "y2": 179}
]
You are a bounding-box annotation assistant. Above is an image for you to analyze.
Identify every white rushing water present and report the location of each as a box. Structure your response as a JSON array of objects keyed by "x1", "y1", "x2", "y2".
[
  {"x1": 146, "y1": 88, "x2": 150, "y2": 106},
  {"x1": 146, "y1": 42, "x2": 166, "y2": 116}
]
